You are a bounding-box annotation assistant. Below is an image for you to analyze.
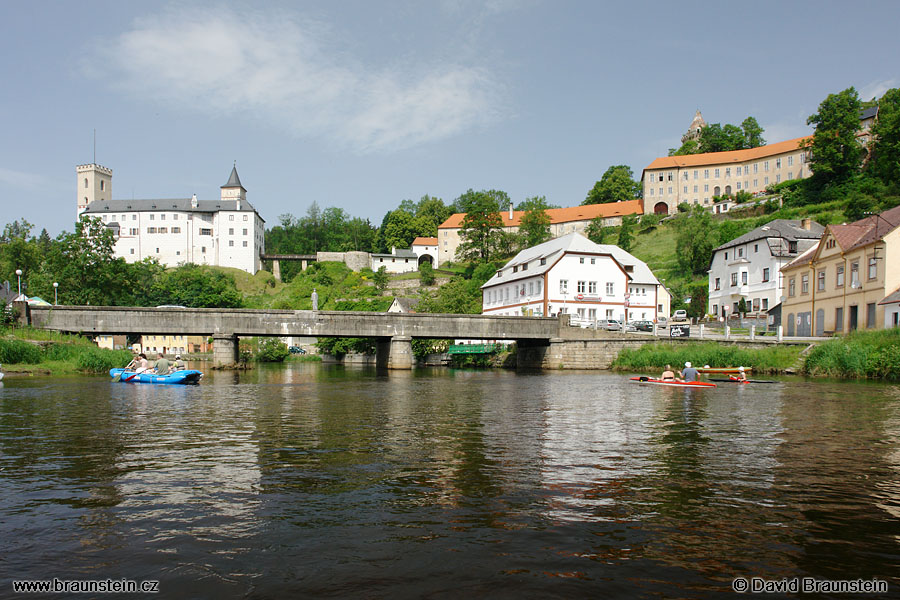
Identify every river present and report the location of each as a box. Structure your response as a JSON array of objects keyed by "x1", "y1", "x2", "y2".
[{"x1": 1, "y1": 364, "x2": 899, "y2": 598}]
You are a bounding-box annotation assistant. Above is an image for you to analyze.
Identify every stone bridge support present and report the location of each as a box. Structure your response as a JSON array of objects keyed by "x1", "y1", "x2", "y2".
[
  {"x1": 376, "y1": 336, "x2": 413, "y2": 370},
  {"x1": 272, "y1": 260, "x2": 281, "y2": 282},
  {"x1": 213, "y1": 334, "x2": 240, "y2": 366}
]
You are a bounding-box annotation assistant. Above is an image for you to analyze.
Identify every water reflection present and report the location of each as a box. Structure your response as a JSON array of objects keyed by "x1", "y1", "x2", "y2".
[{"x1": 1, "y1": 368, "x2": 899, "y2": 596}]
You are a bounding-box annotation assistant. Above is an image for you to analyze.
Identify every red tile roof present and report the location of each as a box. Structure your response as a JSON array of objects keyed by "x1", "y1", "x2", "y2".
[
  {"x1": 411, "y1": 237, "x2": 438, "y2": 246},
  {"x1": 643, "y1": 137, "x2": 811, "y2": 172},
  {"x1": 438, "y1": 200, "x2": 643, "y2": 229},
  {"x1": 828, "y1": 204, "x2": 900, "y2": 253}
]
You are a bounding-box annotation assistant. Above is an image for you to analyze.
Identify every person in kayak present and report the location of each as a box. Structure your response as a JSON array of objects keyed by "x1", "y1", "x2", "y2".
[
  {"x1": 660, "y1": 365, "x2": 676, "y2": 381},
  {"x1": 730, "y1": 366, "x2": 748, "y2": 382},
  {"x1": 154, "y1": 355, "x2": 170, "y2": 376},
  {"x1": 172, "y1": 355, "x2": 186, "y2": 371},
  {"x1": 679, "y1": 361, "x2": 699, "y2": 382}
]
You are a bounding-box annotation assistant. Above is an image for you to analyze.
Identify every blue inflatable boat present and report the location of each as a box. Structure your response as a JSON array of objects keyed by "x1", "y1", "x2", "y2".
[{"x1": 109, "y1": 368, "x2": 203, "y2": 385}]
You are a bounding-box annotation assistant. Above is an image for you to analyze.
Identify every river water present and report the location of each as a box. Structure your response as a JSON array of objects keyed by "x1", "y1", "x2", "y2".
[{"x1": 1, "y1": 364, "x2": 899, "y2": 598}]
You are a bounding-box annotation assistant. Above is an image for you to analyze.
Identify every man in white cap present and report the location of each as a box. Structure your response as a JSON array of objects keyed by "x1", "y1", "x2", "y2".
[
  {"x1": 733, "y1": 366, "x2": 747, "y2": 382},
  {"x1": 173, "y1": 354, "x2": 185, "y2": 371},
  {"x1": 679, "y1": 361, "x2": 699, "y2": 382}
]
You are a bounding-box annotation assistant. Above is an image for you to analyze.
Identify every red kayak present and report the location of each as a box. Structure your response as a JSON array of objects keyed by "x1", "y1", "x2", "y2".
[{"x1": 629, "y1": 376, "x2": 717, "y2": 388}]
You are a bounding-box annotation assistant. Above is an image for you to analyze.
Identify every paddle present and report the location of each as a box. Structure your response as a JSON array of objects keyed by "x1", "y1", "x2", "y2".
[{"x1": 708, "y1": 377, "x2": 777, "y2": 384}]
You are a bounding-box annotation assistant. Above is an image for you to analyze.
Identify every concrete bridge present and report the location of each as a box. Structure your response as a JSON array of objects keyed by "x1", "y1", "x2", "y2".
[{"x1": 21, "y1": 304, "x2": 616, "y2": 369}]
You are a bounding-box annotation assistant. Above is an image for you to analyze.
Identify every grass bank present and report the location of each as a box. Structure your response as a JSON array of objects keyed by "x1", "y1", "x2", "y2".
[
  {"x1": 611, "y1": 341, "x2": 803, "y2": 374},
  {"x1": 0, "y1": 328, "x2": 131, "y2": 375},
  {"x1": 803, "y1": 329, "x2": 900, "y2": 380}
]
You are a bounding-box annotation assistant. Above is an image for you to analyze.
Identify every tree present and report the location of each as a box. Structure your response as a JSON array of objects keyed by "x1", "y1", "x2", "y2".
[
  {"x1": 806, "y1": 87, "x2": 864, "y2": 187},
  {"x1": 869, "y1": 87, "x2": 900, "y2": 185},
  {"x1": 379, "y1": 209, "x2": 417, "y2": 251},
  {"x1": 583, "y1": 165, "x2": 641, "y2": 205},
  {"x1": 741, "y1": 116, "x2": 766, "y2": 148},
  {"x1": 699, "y1": 123, "x2": 746, "y2": 153},
  {"x1": 668, "y1": 140, "x2": 701, "y2": 156},
  {"x1": 419, "y1": 260, "x2": 435, "y2": 286},
  {"x1": 584, "y1": 216, "x2": 614, "y2": 245},
  {"x1": 675, "y1": 206, "x2": 719, "y2": 275},
  {"x1": 373, "y1": 266, "x2": 389, "y2": 292},
  {"x1": 455, "y1": 189, "x2": 506, "y2": 263},
  {"x1": 515, "y1": 195, "x2": 559, "y2": 211},
  {"x1": 518, "y1": 203, "x2": 552, "y2": 248},
  {"x1": 617, "y1": 215, "x2": 637, "y2": 252},
  {"x1": 148, "y1": 264, "x2": 243, "y2": 308}
]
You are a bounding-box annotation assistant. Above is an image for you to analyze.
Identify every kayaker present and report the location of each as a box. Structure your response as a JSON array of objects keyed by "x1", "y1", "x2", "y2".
[
  {"x1": 731, "y1": 366, "x2": 748, "y2": 382},
  {"x1": 154, "y1": 356, "x2": 170, "y2": 376},
  {"x1": 135, "y1": 353, "x2": 150, "y2": 372},
  {"x1": 679, "y1": 361, "x2": 699, "y2": 382},
  {"x1": 125, "y1": 353, "x2": 140, "y2": 370},
  {"x1": 173, "y1": 355, "x2": 185, "y2": 371},
  {"x1": 660, "y1": 364, "x2": 676, "y2": 381}
]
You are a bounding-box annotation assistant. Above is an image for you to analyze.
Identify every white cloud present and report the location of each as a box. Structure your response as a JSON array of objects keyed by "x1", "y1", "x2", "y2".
[
  {"x1": 859, "y1": 78, "x2": 897, "y2": 102},
  {"x1": 89, "y1": 7, "x2": 505, "y2": 153}
]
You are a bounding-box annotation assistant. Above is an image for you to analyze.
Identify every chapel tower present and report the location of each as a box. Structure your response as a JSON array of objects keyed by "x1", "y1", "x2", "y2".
[{"x1": 76, "y1": 163, "x2": 112, "y2": 217}]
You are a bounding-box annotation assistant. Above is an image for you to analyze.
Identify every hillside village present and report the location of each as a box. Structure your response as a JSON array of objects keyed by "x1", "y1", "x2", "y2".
[{"x1": 3, "y1": 85, "x2": 900, "y2": 355}]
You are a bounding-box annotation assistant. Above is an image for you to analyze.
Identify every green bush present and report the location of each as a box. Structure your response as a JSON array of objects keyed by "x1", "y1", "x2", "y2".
[
  {"x1": 612, "y1": 341, "x2": 802, "y2": 373},
  {"x1": 803, "y1": 329, "x2": 900, "y2": 380},
  {"x1": 76, "y1": 348, "x2": 132, "y2": 373},
  {"x1": 257, "y1": 338, "x2": 290, "y2": 362},
  {"x1": 0, "y1": 338, "x2": 43, "y2": 364}
]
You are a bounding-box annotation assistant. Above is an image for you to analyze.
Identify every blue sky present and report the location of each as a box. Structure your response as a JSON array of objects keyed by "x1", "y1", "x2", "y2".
[{"x1": 2, "y1": 1, "x2": 898, "y2": 236}]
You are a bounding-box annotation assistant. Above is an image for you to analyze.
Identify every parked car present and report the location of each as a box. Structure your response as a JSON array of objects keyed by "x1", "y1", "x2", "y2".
[
  {"x1": 288, "y1": 346, "x2": 306, "y2": 354},
  {"x1": 672, "y1": 309, "x2": 687, "y2": 320},
  {"x1": 597, "y1": 319, "x2": 621, "y2": 331},
  {"x1": 632, "y1": 320, "x2": 654, "y2": 332},
  {"x1": 656, "y1": 316, "x2": 668, "y2": 329}
]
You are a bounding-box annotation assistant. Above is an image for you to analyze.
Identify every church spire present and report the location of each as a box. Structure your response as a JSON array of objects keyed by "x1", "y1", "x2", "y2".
[{"x1": 222, "y1": 163, "x2": 245, "y2": 191}]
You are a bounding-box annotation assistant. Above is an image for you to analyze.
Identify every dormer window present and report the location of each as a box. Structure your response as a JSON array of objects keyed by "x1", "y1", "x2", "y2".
[{"x1": 512, "y1": 266, "x2": 518, "y2": 273}]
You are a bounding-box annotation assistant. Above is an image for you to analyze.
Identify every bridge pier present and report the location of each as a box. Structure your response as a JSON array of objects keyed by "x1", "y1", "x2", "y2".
[
  {"x1": 376, "y1": 336, "x2": 413, "y2": 370},
  {"x1": 213, "y1": 334, "x2": 240, "y2": 366},
  {"x1": 272, "y1": 260, "x2": 281, "y2": 281}
]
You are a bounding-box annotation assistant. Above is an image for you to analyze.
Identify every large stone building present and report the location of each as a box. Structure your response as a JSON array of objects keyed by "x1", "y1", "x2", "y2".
[
  {"x1": 77, "y1": 164, "x2": 266, "y2": 274},
  {"x1": 437, "y1": 200, "x2": 642, "y2": 265},
  {"x1": 480, "y1": 232, "x2": 667, "y2": 323},
  {"x1": 641, "y1": 137, "x2": 812, "y2": 215},
  {"x1": 682, "y1": 109, "x2": 707, "y2": 144},
  {"x1": 780, "y1": 205, "x2": 900, "y2": 336},
  {"x1": 708, "y1": 219, "x2": 824, "y2": 319}
]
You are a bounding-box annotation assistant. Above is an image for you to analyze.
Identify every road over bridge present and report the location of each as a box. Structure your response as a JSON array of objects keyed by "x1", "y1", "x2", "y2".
[{"x1": 22, "y1": 304, "x2": 613, "y2": 369}]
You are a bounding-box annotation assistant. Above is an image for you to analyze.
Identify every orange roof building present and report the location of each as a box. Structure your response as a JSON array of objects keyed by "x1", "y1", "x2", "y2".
[
  {"x1": 436, "y1": 200, "x2": 642, "y2": 264},
  {"x1": 641, "y1": 137, "x2": 813, "y2": 216}
]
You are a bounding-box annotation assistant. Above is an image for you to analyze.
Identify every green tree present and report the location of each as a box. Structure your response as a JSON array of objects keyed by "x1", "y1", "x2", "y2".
[
  {"x1": 584, "y1": 216, "x2": 614, "y2": 244},
  {"x1": 869, "y1": 87, "x2": 900, "y2": 185},
  {"x1": 675, "y1": 206, "x2": 719, "y2": 275},
  {"x1": 515, "y1": 196, "x2": 559, "y2": 211},
  {"x1": 741, "y1": 116, "x2": 766, "y2": 148},
  {"x1": 257, "y1": 338, "x2": 290, "y2": 362},
  {"x1": 419, "y1": 260, "x2": 435, "y2": 286},
  {"x1": 806, "y1": 87, "x2": 864, "y2": 187},
  {"x1": 148, "y1": 264, "x2": 243, "y2": 308},
  {"x1": 699, "y1": 123, "x2": 746, "y2": 153},
  {"x1": 455, "y1": 189, "x2": 507, "y2": 263},
  {"x1": 373, "y1": 266, "x2": 389, "y2": 292},
  {"x1": 518, "y1": 203, "x2": 552, "y2": 248},
  {"x1": 0, "y1": 219, "x2": 41, "y2": 292},
  {"x1": 617, "y1": 215, "x2": 637, "y2": 252},
  {"x1": 379, "y1": 209, "x2": 417, "y2": 251},
  {"x1": 668, "y1": 139, "x2": 701, "y2": 156},
  {"x1": 583, "y1": 165, "x2": 641, "y2": 205}
]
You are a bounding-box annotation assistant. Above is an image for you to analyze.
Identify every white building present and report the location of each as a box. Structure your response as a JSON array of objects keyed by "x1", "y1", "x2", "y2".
[
  {"x1": 481, "y1": 232, "x2": 666, "y2": 324},
  {"x1": 708, "y1": 219, "x2": 824, "y2": 318},
  {"x1": 77, "y1": 164, "x2": 266, "y2": 274},
  {"x1": 411, "y1": 237, "x2": 439, "y2": 267}
]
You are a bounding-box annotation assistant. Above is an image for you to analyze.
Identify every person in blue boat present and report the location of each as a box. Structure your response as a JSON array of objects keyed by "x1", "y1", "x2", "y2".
[
  {"x1": 172, "y1": 355, "x2": 185, "y2": 371},
  {"x1": 154, "y1": 355, "x2": 170, "y2": 376},
  {"x1": 679, "y1": 361, "x2": 699, "y2": 382},
  {"x1": 126, "y1": 353, "x2": 150, "y2": 372}
]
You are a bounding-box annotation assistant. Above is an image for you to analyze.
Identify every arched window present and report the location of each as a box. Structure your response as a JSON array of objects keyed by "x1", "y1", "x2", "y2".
[
  {"x1": 84, "y1": 178, "x2": 88, "y2": 188},
  {"x1": 100, "y1": 181, "x2": 105, "y2": 191}
]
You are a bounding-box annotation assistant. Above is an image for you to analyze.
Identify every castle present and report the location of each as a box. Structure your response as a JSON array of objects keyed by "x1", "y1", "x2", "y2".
[{"x1": 77, "y1": 163, "x2": 266, "y2": 274}]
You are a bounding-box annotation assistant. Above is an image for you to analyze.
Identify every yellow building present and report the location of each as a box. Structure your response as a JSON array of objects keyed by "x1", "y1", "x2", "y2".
[
  {"x1": 641, "y1": 137, "x2": 812, "y2": 215},
  {"x1": 780, "y1": 205, "x2": 900, "y2": 336},
  {"x1": 139, "y1": 335, "x2": 210, "y2": 355}
]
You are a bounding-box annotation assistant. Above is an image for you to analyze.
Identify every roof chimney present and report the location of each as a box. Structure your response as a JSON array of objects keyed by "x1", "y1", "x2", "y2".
[
  {"x1": 509, "y1": 202, "x2": 514, "y2": 221},
  {"x1": 801, "y1": 218, "x2": 811, "y2": 230},
  {"x1": 191, "y1": 193, "x2": 198, "y2": 209}
]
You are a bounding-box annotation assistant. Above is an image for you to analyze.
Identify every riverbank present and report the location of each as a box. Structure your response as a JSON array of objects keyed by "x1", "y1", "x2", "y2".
[
  {"x1": 0, "y1": 329, "x2": 131, "y2": 376},
  {"x1": 611, "y1": 341, "x2": 804, "y2": 374},
  {"x1": 802, "y1": 328, "x2": 900, "y2": 380}
]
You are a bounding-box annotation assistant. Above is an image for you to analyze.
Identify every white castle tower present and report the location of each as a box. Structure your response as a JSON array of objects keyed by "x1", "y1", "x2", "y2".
[
  {"x1": 76, "y1": 163, "x2": 112, "y2": 217},
  {"x1": 220, "y1": 164, "x2": 246, "y2": 210}
]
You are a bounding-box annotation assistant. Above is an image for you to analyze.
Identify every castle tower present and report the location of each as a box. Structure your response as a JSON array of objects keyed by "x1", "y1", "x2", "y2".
[
  {"x1": 681, "y1": 109, "x2": 707, "y2": 144},
  {"x1": 220, "y1": 164, "x2": 246, "y2": 210},
  {"x1": 76, "y1": 163, "x2": 112, "y2": 217}
]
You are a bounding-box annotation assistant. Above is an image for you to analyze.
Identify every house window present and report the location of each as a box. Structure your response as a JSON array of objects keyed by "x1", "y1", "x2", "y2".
[
  {"x1": 836, "y1": 265, "x2": 844, "y2": 287},
  {"x1": 147, "y1": 227, "x2": 157, "y2": 234},
  {"x1": 817, "y1": 270, "x2": 826, "y2": 291},
  {"x1": 712, "y1": 304, "x2": 718, "y2": 315},
  {"x1": 158, "y1": 227, "x2": 167, "y2": 234},
  {"x1": 754, "y1": 244, "x2": 758, "y2": 253},
  {"x1": 867, "y1": 303, "x2": 877, "y2": 328},
  {"x1": 579, "y1": 257, "x2": 584, "y2": 264},
  {"x1": 850, "y1": 262, "x2": 859, "y2": 287},
  {"x1": 714, "y1": 168, "x2": 720, "y2": 177},
  {"x1": 172, "y1": 227, "x2": 180, "y2": 233},
  {"x1": 243, "y1": 241, "x2": 248, "y2": 247},
  {"x1": 738, "y1": 248, "x2": 743, "y2": 257},
  {"x1": 160, "y1": 214, "x2": 166, "y2": 220},
  {"x1": 560, "y1": 280, "x2": 568, "y2": 294},
  {"x1": 229, "y1": 240, "x2": 234, "y2": 247},
  {"x1": 590, "y1": 258, "x2": 595, "y2": 264},
  {"x1": 243, "y1": 215, "x2": 248, "y2": 221},
  {"x1": 130, "y1": 248, "x2": 134, "y2": 254},
  {"x1": 605, "y1": 282, "x2": 614, "y2": 295},
  {"x1": 229, "y1": 215, "x2": 235, "y2": 221},
  {"x1": 731, "y1": 273, "x2": 738, "y2": 286},
  {"x1": 589, "y1": 281, "x2": 597, "y2": 294},
  {"x1": 835, "y1": 307, "x2": 843, "y2": 332},
  {"x1": 704, "y1": 169, "x2": 709, "y2": 179},
  {"x1": 200, "y1": 228, "x2": 212, "y2": 235},
  {"x1": 741, "y1": 271, "x2": 748, "y2": 285},
  {"x1": 243, "y1": 228, "x2": 248, "y2": 235},
  {"x1": 229, "y1": 228, "x2": 234, "y2": 235},
  {"x1": 762, "y1": 298, "x2": 768, "y2": 311},
  {"x1": 149, "y1": 214, "x2": 155, "y2": 220},
  {"x1": 789, "y1": 278, "x2": 796, "y2": 296},
  {"x1": 763, "y1": 268, "x2": 770, "y2": 282},
  {"x1": 725, "y1": 168, "x2": 731, "y2": 178},
  {"x1": 84, "y1": 178, "x2": 88, "y2": 188},
  {"x1": 513, "y1": 266, "x2": 518, "y2": 273},
  {"x1": 715, "y1": 278, "x2": 721, "y2": 290},
  {"x1": 522, "y1": 263, "x2": 528, "y2": 271},
  {"x1": 529, "y1": 282, "x2": 534, "y2": 295},
  {"x1": 801, "y1": 273, "x2": 809, "y2": 294},
  {"x1": 868, "y1": 257, "x2": 877, "y2": 280},
  {"x1": 577, "y1": 281, "x2": 586, "y2": 293}
]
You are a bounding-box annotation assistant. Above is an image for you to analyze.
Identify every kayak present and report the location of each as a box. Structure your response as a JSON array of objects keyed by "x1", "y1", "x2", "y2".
[
  {"x1": 697, "y1": 367, "x2": 751, "y2": 374},
  {"x1": 109, "y1": 368, "x2": 203, "y2": 385},
  {"x1": 708, "y1": 377, "x2": 777, "y2": 384},
  {"x1": 629, "y1": 376, "x2": 717, "y2": 388}
]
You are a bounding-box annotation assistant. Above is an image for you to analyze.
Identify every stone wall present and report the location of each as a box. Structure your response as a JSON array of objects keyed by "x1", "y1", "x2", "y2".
[{"x1": 316, "y1": 251, "x2": 370, "y2": 272}]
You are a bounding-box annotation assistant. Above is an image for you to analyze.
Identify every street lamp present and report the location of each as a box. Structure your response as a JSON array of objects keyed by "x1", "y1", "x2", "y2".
[
  {"x1": 15, "y1": 269, "x2": 22, "y2": 298},
  {"x1": 53, "y1": 282, "x2": 59, "y2": 305}
]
